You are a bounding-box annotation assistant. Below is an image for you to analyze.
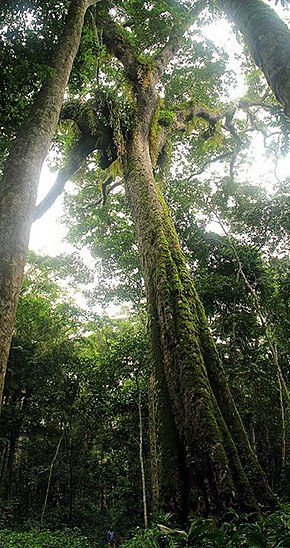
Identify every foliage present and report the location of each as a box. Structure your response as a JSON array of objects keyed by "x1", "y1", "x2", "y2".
[
  {"x1": 0, "y1": 0, "x2": 71, "y2": 168},
  {"x1": 0, "y1": 253, "x2": 149, "y2": 534},
  {"x1": 63, "y1": 184, "x2": 144, "y2": 309},
  {"x1": 121, "y1": 525, "x2": 165, "y2": 547},
  {"x1": 0, "y1": 527, "x2": 93, "y2": 548}
]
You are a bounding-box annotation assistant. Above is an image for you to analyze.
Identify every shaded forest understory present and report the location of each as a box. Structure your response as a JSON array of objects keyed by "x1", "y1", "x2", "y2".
[
  {"x1": 0, "y1": 249, "x2": 289, "y2": 544},
  {"x1": 0, "y1": 0, "x2": 290, "y2": 546}
]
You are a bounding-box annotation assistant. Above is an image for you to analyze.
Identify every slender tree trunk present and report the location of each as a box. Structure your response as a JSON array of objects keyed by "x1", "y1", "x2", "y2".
[
  {"x1": 100, "y1": 447, "x2": 108, "y2": 512},
  {"x1": 148, "y1": 373, "x2": 159, "y2": 514},
  {"x1": 0, "y1": 390, "x2": 28, "y2": 500},
  {"x1": 222, "y1": 0, "x2": 290, "y2": 113},
  {"x1": 136, "y1": 378, "x2": 148, "y2": 528},
  {"x1": 68, "y1": 439, "x2": 74, "y2": 525},
  {"x1": 0, "y1": 0, "x2": 93, "y2": 408},
  {"x1": 123, "y1": 104, "x2": 276, "y2": 514},
  {"x1": 41, "y1": 430, "x2": 65, "y2": 524},
  {"x1": 0, "y1": 441, "x2": 9, "y2": 495},
  {"x1": 216, "y1": 216, "x2": 288, "y2": 479}
]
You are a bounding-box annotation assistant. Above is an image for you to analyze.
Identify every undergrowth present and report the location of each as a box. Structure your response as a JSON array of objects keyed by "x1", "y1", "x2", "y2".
[
  {"x1": 0, "y1": 527, "x2": 94, "y2": 547},
  {"x1": 122, "y1": 507, "x2": 290, "y2": 547},
  {"x1": 2, "y1": 508, "x2": 290, "y2": 547}
]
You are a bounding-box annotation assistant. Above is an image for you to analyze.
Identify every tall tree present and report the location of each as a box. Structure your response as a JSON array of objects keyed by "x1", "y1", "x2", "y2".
[
  {"x1": 221, "y1": 0, "x2": 290, "y2": 113},
  {"x1": 0, "y1": 0, "x2": 96, "y2": 406},
  {"x1": 64, "y1": 1, "x2": 275, "y2": 516}
]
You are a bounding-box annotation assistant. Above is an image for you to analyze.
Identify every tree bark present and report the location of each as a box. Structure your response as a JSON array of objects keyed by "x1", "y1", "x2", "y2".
[
  {"x1": 123, "y1": 101, "x2": 276, "y2": 514},
  {"x1": 0, "y1": 0, "x2": 92, "y2": 408},
  {"x1": 148, "y1": 328, "x2": 188, "y2": 519},
  {"x1": 222, "y1": 0, "x2": 290, "y2": 113}
]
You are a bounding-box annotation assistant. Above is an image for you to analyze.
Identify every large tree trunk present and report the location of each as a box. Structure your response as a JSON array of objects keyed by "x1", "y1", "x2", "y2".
[
  {"x1": 123, "y1": 112, "x2": 276, "y2": 515},
  {"x1": 0, "y1": 0, "x2": 92, "y2": 408},
  {"x1": 222, "y1": 0, "x2": 290, "y2": 113}
]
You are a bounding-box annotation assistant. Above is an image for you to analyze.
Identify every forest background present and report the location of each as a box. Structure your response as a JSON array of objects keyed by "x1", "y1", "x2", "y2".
[{"x1": 0, "y1": 0, "x2": 289, "y2": 546}]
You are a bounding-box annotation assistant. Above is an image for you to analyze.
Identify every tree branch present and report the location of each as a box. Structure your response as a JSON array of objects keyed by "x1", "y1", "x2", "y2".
[
  {"x1": 187, "y1": 151, "x2": 233, "y2": 180},
  {"x1": 33, "y1": 92, "x2": 120, "y2": 221},
  {"x1": 95, "y1": 1, "x2": 206, "y2": 89},
  {"x1": 33, "y1": 135, "x2": 97, "y2": 222},
  {"x1": 34, "y1": 168, "x2": 70, "y2": 222},
  {"x1": 95, "y1": 7, "x2": 140, "y2": 85},
  {"x1": 154, "y1": 0, "x2": 207, "y2": 79},
  {"x1": 174, "y1": 103, "x2": 223, "y2": 131},
  {"x1": 96, "y1": 177, "x2": 123, "y2": 206}
]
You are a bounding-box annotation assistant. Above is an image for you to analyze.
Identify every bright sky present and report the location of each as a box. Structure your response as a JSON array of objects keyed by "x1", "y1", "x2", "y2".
[{"x1": 29, "y1": 163, "x2": 73, "y2": 255}]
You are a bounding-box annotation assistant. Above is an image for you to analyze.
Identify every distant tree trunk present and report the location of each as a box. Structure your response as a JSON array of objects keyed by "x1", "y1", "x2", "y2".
[
  {"x1": 148, "y1": 373, "x2": 159, "y2": 514},
  {"x1": 123, "y1": 78, "x2": 276, "y2": 514},
  {"x1": 41, "y1": 430, "x2": 65, "y2": 524},
  {"x1": 2, "y1": 435, "x2": 17, "y2": 501},
  {"x1": 222, "y1": 0, "x2": 290, "y2": 113},
  {"x1": 100, "y1": 447, "x2": 108, "y2": 512},
  {"x1": 68, "y1": 439, "x2": 74, "y2": 525},
  {"x1": 0, "y1": 0, "x2": 93, "y2": 409},
  {"x1": 0, "y1": 389, "x2": 28, "y2": 500},
  {"x1": 135, "y1": 374, "x2": 148, "y2": 528}
]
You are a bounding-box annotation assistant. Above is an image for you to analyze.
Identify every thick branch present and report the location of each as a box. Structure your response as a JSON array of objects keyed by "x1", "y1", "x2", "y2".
[
  {"x1": 34, "y1": 169, "x2": 71, "y2": 222},
  {"x1": 33, "y1": 135, "x2": 96, "y2": 221},
  {"x1": 95, "y1": 8, "x2": 140, "y2": 84},
  {"x1": 178, "y1": 97, "x2": 284, "y2": 179},
  {"x1": 34, "y1": 92, "x2": 120, "y2": 220},
  {"x1": 174, "y1": 103, "x2": 223, "y2": 131},
  {"x1": 96, "y1": 1, "x2": 206, "y2": 90}
]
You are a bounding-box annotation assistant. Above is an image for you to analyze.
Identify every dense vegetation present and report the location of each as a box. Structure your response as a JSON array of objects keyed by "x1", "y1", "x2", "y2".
[{"x1": 0, "y1": 0, "x2": 289, "y2": 545}]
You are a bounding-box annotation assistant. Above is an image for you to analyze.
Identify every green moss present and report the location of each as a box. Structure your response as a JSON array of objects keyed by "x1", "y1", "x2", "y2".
[
  {"x1": 156, "y1": 140, "x2": 172, "y2": 191},
  {"x1": 159, "y1": 109, "x2": 175, "y2": 127},
  {"x1": 136, "y1": 56, "x2": 155, "y2": 89},
  {"x1": 149, "y1": 100, "x2": 162, "y2": 167},
  {"x1": 108, "y1": 158, "x2": 123, "y2": 177},
  {"x1": 111, "y1": 20, "x2": 135, "y2": 48}
]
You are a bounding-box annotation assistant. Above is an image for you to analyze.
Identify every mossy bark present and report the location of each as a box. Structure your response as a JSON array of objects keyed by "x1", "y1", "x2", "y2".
[
  {"x1": 123, "y1": 126, "x2": 276, "y2": 516},
  {"x1": 148, "y1": 338, "x2": 187, "y2": 517},
  {"x1": 222, "y1": 0, "x2": 290, "y2": 113},
  {"x1": 0, "y1": 0, "x2": 91, "y2": 408}
]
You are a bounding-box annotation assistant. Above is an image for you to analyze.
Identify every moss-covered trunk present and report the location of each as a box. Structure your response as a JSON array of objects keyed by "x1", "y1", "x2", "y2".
[
  {"x1": 0, "y1": 0, "x2": 91, "y2": 408},
  {"x1": 124, "y1": 126, "x2": 276, "y2": 516},
  {"x1": 222, "y1": 0, "x2": 290, "y2": 113}
]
